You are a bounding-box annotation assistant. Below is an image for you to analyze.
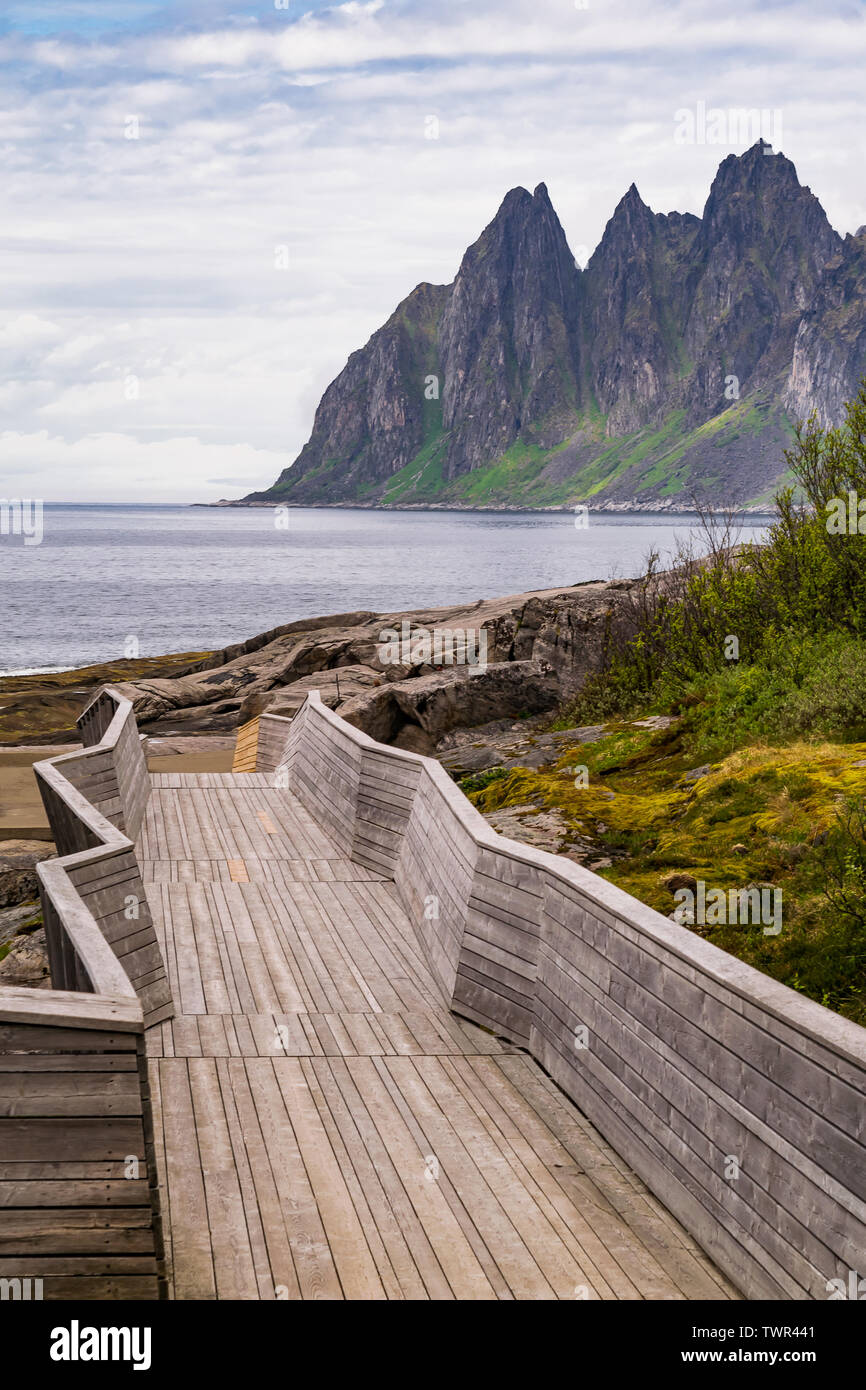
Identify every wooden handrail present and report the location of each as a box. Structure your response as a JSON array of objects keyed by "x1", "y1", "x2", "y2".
[
  {"x1": 0, "y1": 685, "x2": 163, "y2": 1025},
  {"x1": 296, "y1": 693, "x2": 866, "y2": 1059}
]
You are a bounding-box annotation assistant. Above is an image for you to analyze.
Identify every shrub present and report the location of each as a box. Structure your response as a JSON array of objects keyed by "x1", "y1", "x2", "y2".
[{"x1": 564, "y1": 378, "x2": 866, "y2": 730}]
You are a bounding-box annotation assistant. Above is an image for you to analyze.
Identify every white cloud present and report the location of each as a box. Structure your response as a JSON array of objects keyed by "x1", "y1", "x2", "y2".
[
  {"x1": 145, "y1": 2, "x2": 866, "y2": 76},
  {"x1": 0, "y1": 0, "x2": 862, "y2": 501},
  {"x1": 0, "y1": 430, "x2": 289, "y2": 502}
]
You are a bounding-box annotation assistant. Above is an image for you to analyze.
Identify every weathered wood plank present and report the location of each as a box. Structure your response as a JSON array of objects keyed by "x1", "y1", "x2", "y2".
[
  {"x1": 0, "y1": 1117, "x2": 145, "y2": 1162},
  {"x1": 0, "y1": 1179, "x2": 150, "y2": 1208}
]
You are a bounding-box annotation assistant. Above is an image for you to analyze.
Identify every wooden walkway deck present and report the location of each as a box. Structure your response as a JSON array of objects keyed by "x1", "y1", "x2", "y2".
[{"x1": 138, "y1": 772, "x2": 738, "y2": 1301}]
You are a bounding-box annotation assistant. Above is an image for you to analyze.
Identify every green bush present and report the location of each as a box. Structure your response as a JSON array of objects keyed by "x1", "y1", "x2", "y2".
[
  {"x1": 674, "y1": 632, "x2": 866, "y2": 758},
  {"x1": 778, "y1": 634, "x2": 866, "y2": 739},
  {"x1": 566, "y1": 377, "x2": 866, "y2": 742},
  {"x1": 818, "y1": 798, "x2": 866, "y2": 932}
]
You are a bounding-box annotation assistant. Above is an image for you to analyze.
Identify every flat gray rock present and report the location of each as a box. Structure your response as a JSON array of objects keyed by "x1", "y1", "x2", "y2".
[
  {"x1": 0, "y1": 924, "x2": 50, "y2": 987},
  {"x1": 0, "y1": 839, "x2": 55, "y2": 909},
  {"x1": 437, "y1": 720, "x2": 608, "y2": 778}
]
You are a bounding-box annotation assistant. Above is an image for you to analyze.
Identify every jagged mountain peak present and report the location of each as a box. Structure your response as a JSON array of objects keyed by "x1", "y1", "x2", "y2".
[
  {"x1": 684, "y1": 142, "x2": 842, "y2": 382},
  {"x1": 242, "y1": 147, "x2": 866, "y2": 512},
  {"x1": 609, "y1": 181, "x2": 650, "y2": 219},
  {"x1": 495, "y1": 184, "x2": 533, "y2": 210},
  {"x1": 483, "y1": 181, "x2": 559, "y2": 221},
  {"x1": 454, "y1": 181, "x2": 569, "y2": 279},
  {"x1": 383, "y1": 278, "x2": 448, "y2": 323},
  {"x1": 479, "y1": 180, "x2": 559, "y2": 227},
  {"x1": 711, "y1": 138, "x2": 790, "y2": 176},
  {"x1": 587, "y1": 179, "x2": 657, "y2": 279},
  {"x1": 437, "y1": 175, "x2": 582, "y2": 476},
  {"x1": 701, "y1": 141, "x2": 826, "y2": 230}
]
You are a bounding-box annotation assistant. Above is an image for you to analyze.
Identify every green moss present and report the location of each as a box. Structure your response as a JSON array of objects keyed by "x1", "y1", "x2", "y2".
[
  {"x1": 458, "y1": 766, "x2": 510, "y2": 795},
  {"x1": 370, "y1": 389, "x2": 797, "y2": 508},
  {"x1": 514, "y1": 386, "x2": 866, "y2": 1020},
  {"x1": 468, "y1": 717, "x2": 866, "y2": 1025}
]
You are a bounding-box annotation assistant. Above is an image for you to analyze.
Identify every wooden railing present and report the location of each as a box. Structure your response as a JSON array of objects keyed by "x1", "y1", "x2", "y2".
[
  {"x1": 0, "y1": 687, "x2": 171, "y2": 1300},
  {"x1": 267, "y1": 691, "x2": 866, "y2": 1302},
  {"x1": 31, "y1": 689, "x2": 171, "y2": 1027}
]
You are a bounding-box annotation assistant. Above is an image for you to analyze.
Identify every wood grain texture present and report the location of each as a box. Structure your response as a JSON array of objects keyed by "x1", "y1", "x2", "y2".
[
  {"x1": 0, "y1": 1021, "x2": 160, "y2": 1299},
  {"x1": 139, "y1": 735, "x2": 738, "y2": 1301},
  {"x1": 232, "y1": 717, "x2": 260, "y2": 774},
  {"x1": 15, "y1": 683, "x2": 860, "y2": 1304}
]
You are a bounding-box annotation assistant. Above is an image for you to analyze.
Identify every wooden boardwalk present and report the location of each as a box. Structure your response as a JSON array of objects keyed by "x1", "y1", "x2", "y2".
[{"x1": 138, "y1": 772, "x2": 738, "y2": 1301}]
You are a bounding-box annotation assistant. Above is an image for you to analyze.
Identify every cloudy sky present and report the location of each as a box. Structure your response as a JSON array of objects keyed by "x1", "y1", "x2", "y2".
[{"x1": 0, "y1": 0, "x2": 864, "y2": 503}]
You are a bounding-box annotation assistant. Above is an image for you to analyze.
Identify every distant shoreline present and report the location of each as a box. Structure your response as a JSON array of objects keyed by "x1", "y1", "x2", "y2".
[{"x1": 201, "y1": 499, "x2": 776, "y2": 516}]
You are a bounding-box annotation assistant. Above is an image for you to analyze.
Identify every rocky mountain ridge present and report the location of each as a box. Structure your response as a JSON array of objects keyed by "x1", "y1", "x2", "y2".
[{"x1": 235, "y1": 142, "x2": 866, "y2": 511}]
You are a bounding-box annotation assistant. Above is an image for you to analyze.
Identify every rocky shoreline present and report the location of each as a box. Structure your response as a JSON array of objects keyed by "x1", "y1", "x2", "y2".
[
  {"x1": 102, "y1": 577, "x2": 654, "y2": 741},
  {"x1": 0, "y1": 651, "x2": 214, "y2": 746}
]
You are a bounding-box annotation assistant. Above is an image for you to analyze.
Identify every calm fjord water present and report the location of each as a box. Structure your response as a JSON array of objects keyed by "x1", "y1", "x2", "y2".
[{"x1": 0, "y1": 505, "x2": 771, "y2": 674}]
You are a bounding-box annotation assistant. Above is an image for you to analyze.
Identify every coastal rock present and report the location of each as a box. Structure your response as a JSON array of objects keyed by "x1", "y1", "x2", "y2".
[
  {"x1": 0, "y1": 925, "x2": 50, "y2": 989},
  {"x1": 681, "y1": 765, "x2": 712, "y2": 785},
  {"x1": 109, "y1": 578, "x2": 650, "y2": 738},
  {"x1": 484, "y1": 806, "x2": 571, "y2": 853},
  {"x1": 0, "y1": 901, "x2": 43, "y2": 950},
  {"x1": 662, "y1": 872, "x2": 699, "y2": 895},
  {"x1": 337, "y1": 661, "x2": 560, "y2": 744},
  {"x1": 390, "y1": 724, "x2": 438, "y2": 757},
  {"x1": 0, "y1": 840, "x2": 55, "y2": 909},
  {"x1": 0, "y1": 651, "x2": 211, "y2": 746},
  {"x1": 480, "y1": 803, "x2": 604, "y2": 866},
  {"x1": 436, "y1": 717, "x2": 607, "y2": 778},
  {"x1": 1, "y1": 577, "x2": 662, "y2": 746},
  {"x1": 238, "y1": 665, "x2": 386, "y2": 724}
]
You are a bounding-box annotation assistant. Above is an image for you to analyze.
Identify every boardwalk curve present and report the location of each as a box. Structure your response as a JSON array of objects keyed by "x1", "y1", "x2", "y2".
[{"x1": 1, "y1": 686, "x2": 863, "y2": 1300}]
